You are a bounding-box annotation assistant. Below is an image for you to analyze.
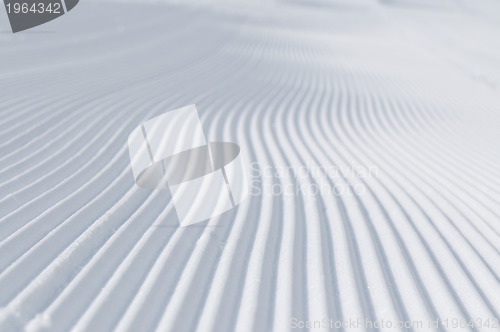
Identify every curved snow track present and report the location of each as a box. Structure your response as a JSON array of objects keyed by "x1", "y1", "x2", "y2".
[{"x1": 1, "y1": 1, "x2": 500, "y2": 331}]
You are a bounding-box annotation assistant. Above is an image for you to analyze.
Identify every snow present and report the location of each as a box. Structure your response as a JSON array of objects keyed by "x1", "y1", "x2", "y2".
[{"x1": 1, "y1": 0, "x2": 500, "y2": 331}]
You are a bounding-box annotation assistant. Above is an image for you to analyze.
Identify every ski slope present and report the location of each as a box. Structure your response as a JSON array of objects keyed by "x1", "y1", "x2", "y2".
[{"x1": 1, "y1": 0, "x2": 500, "y2": 331}]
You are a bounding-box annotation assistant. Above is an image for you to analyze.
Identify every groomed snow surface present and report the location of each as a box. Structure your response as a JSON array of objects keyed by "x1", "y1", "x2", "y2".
[{"x1": 1, "y1": 0, "x2": 500, "y2": 331}]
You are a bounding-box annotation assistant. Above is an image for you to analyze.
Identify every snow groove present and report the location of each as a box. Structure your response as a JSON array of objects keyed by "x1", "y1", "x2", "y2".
[{"x1": 1, "y1": 1, "x2": 500, "y2": 331}]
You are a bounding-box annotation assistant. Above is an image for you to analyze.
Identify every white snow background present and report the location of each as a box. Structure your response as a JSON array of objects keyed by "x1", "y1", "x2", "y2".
[{"x1": 1, "y1": 0, "x2": 500, "y2": 331}]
